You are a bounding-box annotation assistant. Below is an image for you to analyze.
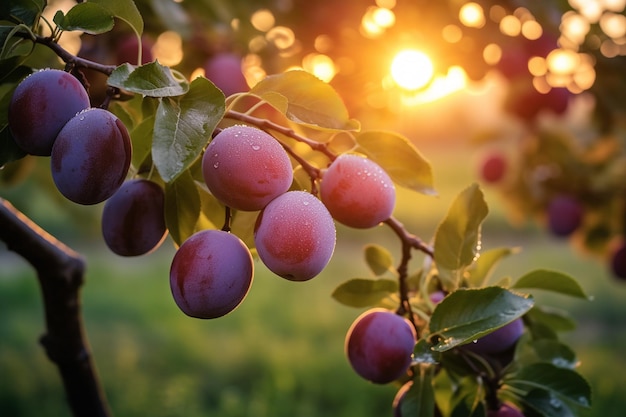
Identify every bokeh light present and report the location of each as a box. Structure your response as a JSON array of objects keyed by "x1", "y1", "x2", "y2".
[
  {"x1": 390, "y1": 50, "x2": 435, "y2": 91},
  {"x1": 153, "y1": 31, "x2": 183, "y2": 67},
  {"x1": 459, "y1": 3, "x2": 486, "y2": 28}
]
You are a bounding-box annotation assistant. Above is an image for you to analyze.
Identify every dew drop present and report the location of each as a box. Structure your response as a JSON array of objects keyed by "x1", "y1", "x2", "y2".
[
  {"x1": 213, "y1": 162, "x2": 219, "y2": 169},
  {"x1": 303, "y1": 201, "x2": 309, "y2": 206},
  {"x1": 79, "y1": 116, "x2": 85, "y2": 121},
  {"x1": 252, "y1": 145, "x2": 261, "y2": 151}
]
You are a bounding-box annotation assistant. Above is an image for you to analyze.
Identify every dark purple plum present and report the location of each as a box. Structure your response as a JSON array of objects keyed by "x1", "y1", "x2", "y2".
[
  {"x1": 202, "y1": 124, "x2": 293, "y2": 211},
  {"x1": 547, "y1": 195, "x2": 584, "y2": 237},
  {"x1": 610, "y1": 241, "x2": 626, "y2": 281},
  {"x1": 102, "y1": 179, "x2": 167, "y2": 256},
  {"x1": 169, "y1": 229, "x2": 254, "y2": 319},
  {"x1": 487, "y1": 403, "x2": 524, "y2": 417},
  {"x1": 254, "y1": 191, "x2": 336, "y2": 281},
  {"x1": 8, "y1": 69, "x2": 90, "y2": 156},
  {"x1": 51, "y1": 108, "x2": 132, "y2": 205},
  {"x1": 345, "y1": 308, "x2": 416, "y2": 384},
  {"x1": 203, "y1": 53, "x2": 249, "y2": 97},
  {"x1": 463, "y1": 318, "x2": 524, "y2": 355}
]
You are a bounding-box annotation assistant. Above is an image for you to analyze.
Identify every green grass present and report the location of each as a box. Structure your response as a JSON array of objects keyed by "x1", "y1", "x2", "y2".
[{"x1": 2, "y1": 228, "x2": 626, "y2": 417}]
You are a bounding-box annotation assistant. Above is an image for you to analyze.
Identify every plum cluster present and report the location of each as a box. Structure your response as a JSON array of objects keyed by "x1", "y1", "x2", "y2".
[
  {"x1": 170, "y1": 124, "x2": 398, "y2": 319},
  {"x1": 346, "y1": 295, "x2": 526, "y2": 417},
  {"x1": 8, "y1": 69, "x2": 170, "y2": 257},
  {"x1": 9, "y1": 69, "x2": 133, "y2": 206}
]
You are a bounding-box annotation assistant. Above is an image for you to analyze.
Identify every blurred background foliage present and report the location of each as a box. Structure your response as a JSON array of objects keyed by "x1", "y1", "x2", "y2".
[{"x1": 2, "y1": 0, "x2": 626, "y2": 416}]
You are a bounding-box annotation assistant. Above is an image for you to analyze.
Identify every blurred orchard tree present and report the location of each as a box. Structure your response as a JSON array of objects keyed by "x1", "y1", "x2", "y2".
[{"x1": 2, "y1": 0, "x2": 624, "y2": 416}]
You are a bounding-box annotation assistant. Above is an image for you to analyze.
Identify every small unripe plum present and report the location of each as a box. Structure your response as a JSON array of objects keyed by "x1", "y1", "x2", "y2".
[
  {"x1": 487, "y1": 403, "x2": 524, "y2": 417},
  {"x1": 547, "y1": 195, "x2": 583, "y2": 237},
  {"x1": 203, "y1": 53, "x2": 249, "y2": 97},
  {"x1": 320, "y1": 154, "x2": 396, "y2": 228},
  {"x1": 51, "y1": 108, "x2": 132, "y2": 205},
  {"x1": 254, "y1": 191, "x2": 336, "y2": 281},
  {"x1": 480, "y1": 153, "x2": 507, "y2": 184},
  {"x1": 8, "y1": 69, "x2": 90, "y2": 156},
  {"x1": 169, "y1": 229, "x2": 254, "y2": 319},
  {"x1": 429, "y1": 291, "x2": 446, "y2": 305},
  {"x1": 463, "y1": 318, "x2": 524, "y2": 355},
  {"x1": 102, "y1": 179, "x2": 167, "y2": 256},
  {"x1": 345, "y1": 308, "x2": 417, "y2": 384},
  {"x1": 202, "y1": 125, "x2": 293, "y2": 211}
]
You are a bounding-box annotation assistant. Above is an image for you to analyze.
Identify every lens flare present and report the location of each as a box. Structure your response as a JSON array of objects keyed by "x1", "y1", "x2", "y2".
[{"x1": 390, "y1": 50, "x2": 435, "y2": 90}]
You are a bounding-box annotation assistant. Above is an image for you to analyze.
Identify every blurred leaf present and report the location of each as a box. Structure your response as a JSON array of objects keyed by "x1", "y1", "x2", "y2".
[
  {"x1": 466, "y1": 247, "x2": 518, "y2": 288},
  {"x1": 53, "y1": 3, "x2": 113, "y2": 35},
  {"x1": 512, "y1": 270, "x2": 590, "y2": 300},
  {"x1": 521, "y1": 389, "x2": 576, "y2": 417},
  {"x1": 434, "y1": 184, "x2": 488, "y2": 277},
  {"x1": 526, "y1": 306, "x2": 576, "y2": 333},
  {"x1": 88, "y1": 0, "x2": 143, "y2": 37},
  {"x1": 150, "y1": 0, "x2": 191, "y2": 38},
  {"x1": 197, "y1": 185, "x2": 224, "y2": 232},
  {"x1": 0, "y1": 25, "x2": 35, "y2": 59},
  {"x1": 530, "y1": 339, "x2": 578, "y2": 369},
  {"x1": 1, "y1": 0, "x2": 45, "y2": 26},
  {"x1": 108, "y1": 62, "x2": 189, "y2": 97},
  {"x1": 429, "y1": 287, "x2": 533, "y2": 352},
  {"x1": 153, "y1": 76, "x2": 225, "y2": 183},
  {"x1": 129, "y1": 115, "x2": 154, "y2": 169},
  {"x1": 355, "y1": 130, "x2": 436, "y2": 195},
  {"x1": 401, "y1": 365, "x2": 436, "y2": 417},
  {"x1": 506, "y1": 363, "x2": 591, "y2": 408},
  {"x1": 250, "y1": 70, "x2": 359, "y2": 131},
  {"x1": 364, "y1": 244, "x2": 394, "y2": 276},
  {"x1": 164, "y1": 170, "x2": 200, "y2": 246},
  {"x1": 451, "y1": 396, "x2": 486, "y2": 417},
  {"x1": 0, "y1": 126, "x2": 25, "y2": 167},
  {"x1": 332, "y1": 278, "x2": 398, "y2": 308}
]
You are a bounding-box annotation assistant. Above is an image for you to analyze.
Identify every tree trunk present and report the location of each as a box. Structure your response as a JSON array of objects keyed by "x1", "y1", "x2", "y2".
[{"x1": 0, "y1": 197, "x2": 111, "y2": 417}]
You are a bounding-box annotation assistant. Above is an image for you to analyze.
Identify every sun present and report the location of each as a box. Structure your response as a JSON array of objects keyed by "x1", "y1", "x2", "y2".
[{"x1": 390, "y1": 49, "x2": 435, "y2": 90}]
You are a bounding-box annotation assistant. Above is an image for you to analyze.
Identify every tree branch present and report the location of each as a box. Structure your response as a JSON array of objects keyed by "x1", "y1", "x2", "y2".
[{"x1": 0, "y1": 197, "x2": 111, "y2": 417}]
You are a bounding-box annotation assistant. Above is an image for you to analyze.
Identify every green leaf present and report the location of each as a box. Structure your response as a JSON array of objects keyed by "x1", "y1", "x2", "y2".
[
  {"x1": 1, "y1": 0, "x2": 45, "y2": 26},
  {"x1": 88, "y1": 0, "x2": 143, "y2": 37},
  {"x1": 250, "y1": 70, "x2": 359, "y2": 131},
  {"x1": 512, "y1": 269, "x2": 591, "y2": 300},
  {"x1": 530, "y1": 339, "x2": 578, "y2": 369},
  {"x1": 355, "y1": 130, "x2": 436, "y2": 195},
  {"x1": 129, "y1": 115, "x2": 154, "y2": 169},
  {"x1": 331, "y1": 278, "x2": 398, "y2": 308},
  {"x1": 434, "y1": 183, "x2": 488, "y2": 274},
  {"x1": 164, "y1": 170, "x2": 201, "y2": 246},
  {"x1": 526, "y1": 306, "x2": 577, "y2": 333},
  {"x1": 53, "y1": 3, "x2": 114, "y2": 34},
  {"x1": 400, "y1": 365, "x2": 436, "y2": 417},
  {"x1": 413, "y1": 339, "x2": 440, "y2": 365},
  {"x1": 153, "y1": 76, "x2": 225, "y2": 183},
  {"x1": 429, "y1": 287, "x2": 533, "y2": 352},
  {"x1": 466, "y1": 247, "x2": 518, "y2": 288},
  {"x1": 521, "y1": 389, "x2": 576, "y2": 417},
  {"x1": 108, "y1": 62, "x2": 189, "y2": 97},
  {"x1": 506, "y1": 363, "x2": 591, "y2": 408},
  {"x1": 364, "y1": 244, "x2": 394, "y2": 276}
]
